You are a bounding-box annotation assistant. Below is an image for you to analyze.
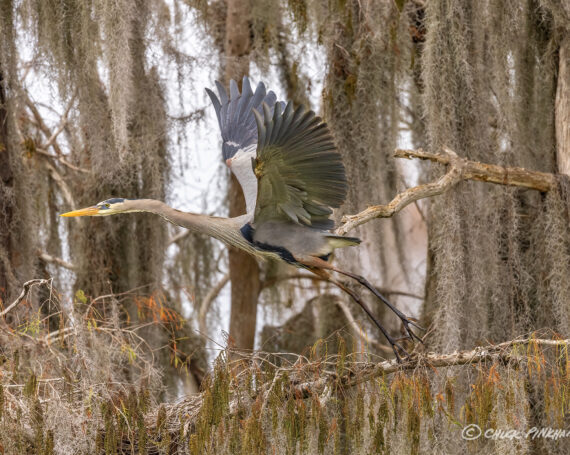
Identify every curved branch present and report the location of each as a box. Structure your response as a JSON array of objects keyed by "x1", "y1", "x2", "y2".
[
  {"x1": 44, "y1": 161, "x2": 77, "y2": 211},
  {"x1": 334, "y1": 298, "x2": 393, "y2": 355},
  {"x1": 0, "y1": 279, "x2": 51, "y2": 317},
  {"x1": 336, "y1": 147, "x2": 560, "y2": 235},
  {"x1": 198, "y1": 273, "x2": 230, "y2": 335}
]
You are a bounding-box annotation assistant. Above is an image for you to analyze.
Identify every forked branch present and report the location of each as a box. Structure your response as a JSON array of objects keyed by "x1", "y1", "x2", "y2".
[{"x1": 337, "y1": 147, "x2": 560, "y2": 235}]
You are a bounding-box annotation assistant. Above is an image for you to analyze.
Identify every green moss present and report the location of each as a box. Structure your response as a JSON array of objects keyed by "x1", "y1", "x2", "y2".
[
  {"x1": 420, "y1": 375, "x2": 434, "y2": 418},
  {"x1": 407, "y1": 405, "x2": 420, "y2": 455},
  {"x1": 24, "y1": 373, "x2": 38, "y2": 398},
  {"x1": 352, "y1": 386, "x2": 365, "y2": 448},
  {"x1": 32, "y1": 398, "x2": 45, "y2": 451},
  {"x1": 462, "y1": 366, "x2": 499, "y2": 431},
  {"x1": 241, "y1": 399, "x2": 266, "y2": 455},
  {"x1": 12, "y1": 349, "x2": 19, "y2": 382},
  {"x1": 317, "y1": 406, "x2": 329, "y2": 454},
  {"x1": 444, "y1": 376, "x2": 455, "y2": 417},
  {"x1": 336, "y1": 336, "x2": 346, "y2": 379},
  {"x1": 228, "y1": 416, "x2": 241, "y2": 454},
  {"x1": 101, "y1": 400, "x2": 118, "y2": 455},
  {"x1": 42, "y1": 429, "x2": 54, "y2": 455}
]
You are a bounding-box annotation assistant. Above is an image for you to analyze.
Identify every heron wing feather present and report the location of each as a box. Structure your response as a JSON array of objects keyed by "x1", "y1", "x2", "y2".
[
  {"x1": 206, "y1": 77, "x2": 278, "y2": 161},
  {"x1": 253, "y1": 101, "x2": 346, "y2": 229}
]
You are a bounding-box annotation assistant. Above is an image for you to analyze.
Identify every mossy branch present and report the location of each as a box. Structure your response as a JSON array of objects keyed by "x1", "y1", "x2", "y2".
[
  {"x1": 293, "y1": 337, "x2": 569, "y2": 395},
  {"x1": 146, "y1": 337, "x2": 568, "y2": 445},
  {"x1": 336, "y1": 147, "x2": 561, "y2": 235}
]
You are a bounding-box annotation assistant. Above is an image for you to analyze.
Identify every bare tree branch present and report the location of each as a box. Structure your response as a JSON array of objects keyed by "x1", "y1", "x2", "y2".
[
  {"x1": 337, "y1": 147, "x2": 560, "y2": 235},
  {"x1": 334, "y1": 298, "x2": 393, "y2": 355},
  {"x1": 43, "y1": 161, "x2": 77, "y2": 211},
  {"x1": 290, "y1": 338, "x2": 569, "y2": 401},
  {"x1": 37, "y1": 250, "x2": 76, "y2": 271},
  {"x1": 22, "y1": 92, "x2": 89, "y2": 173},
  {"x1": 198, "y1": 273, "x2": 230, "y2": 336},
  {"x1": 42, "y1": 95, "x2": 75, "y2": 150},
  {"x1": 0, "y1": 279, "x2": 51, "y2": 317},
  {"x1": 35, "y1": 147, "x2": 90, "y2": 173},
  {"x1": 24, "y1": 97, "x2": 63, "y2": 156},
  {"x1": 167, "y1": 229, "x2": 190, "y2": 246},
  {"x1": 399, "y1": 147, "x2": 558, "y2": 191}
]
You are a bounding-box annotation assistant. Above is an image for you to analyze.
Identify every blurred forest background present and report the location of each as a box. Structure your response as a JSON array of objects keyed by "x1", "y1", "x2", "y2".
[{"x1": 0, "y1": 0, "x2": 569, "y2": 453}]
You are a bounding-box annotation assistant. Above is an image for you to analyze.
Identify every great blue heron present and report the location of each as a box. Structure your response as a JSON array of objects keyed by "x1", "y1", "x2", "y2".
[{"x1": 61, "y1": 77, "x2": 422, "y2": 361}]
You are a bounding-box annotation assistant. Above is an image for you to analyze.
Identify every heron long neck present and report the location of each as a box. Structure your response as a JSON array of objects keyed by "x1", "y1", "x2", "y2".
[{"x1": 127, "y1": 199, "x2": 253, "y2": 251}]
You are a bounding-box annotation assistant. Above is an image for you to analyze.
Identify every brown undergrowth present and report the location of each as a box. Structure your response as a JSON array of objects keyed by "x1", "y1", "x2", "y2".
[{"x1": 0, "y1": 281, "x2": 567, "y2": 454}]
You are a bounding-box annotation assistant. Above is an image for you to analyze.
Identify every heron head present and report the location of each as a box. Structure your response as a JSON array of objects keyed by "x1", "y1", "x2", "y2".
[{"x1": 60, "y1": 198, "x2": 129, "y2": 217}]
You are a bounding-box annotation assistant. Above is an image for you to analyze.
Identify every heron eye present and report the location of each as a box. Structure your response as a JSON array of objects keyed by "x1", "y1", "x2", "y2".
[{"x1": 104, "y1": 203, "x2": 111, "y2": 209}]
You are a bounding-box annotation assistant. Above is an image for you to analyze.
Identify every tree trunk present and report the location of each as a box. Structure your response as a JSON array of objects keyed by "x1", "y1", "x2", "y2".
[
  {"x1": 0, "y1": 70, "x2": 14, "y2": 299},
  {"x1": 556, "y1": 34, "x2": 569, "y2": 175},
  {"x1": 224, "y1": 0, "x2": 261, "y2": 352},
  {"x1": 0, "y1": 53, "x2": 37, "y2": 306}
]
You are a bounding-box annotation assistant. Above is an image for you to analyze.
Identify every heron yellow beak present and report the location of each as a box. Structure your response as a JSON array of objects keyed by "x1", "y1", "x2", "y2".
[{"x1": 60, "y1": 206, "x2": 100, "y2": 217}]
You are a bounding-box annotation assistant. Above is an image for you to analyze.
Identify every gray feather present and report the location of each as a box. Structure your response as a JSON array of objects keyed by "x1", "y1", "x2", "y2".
[{"x1": 206, "y1": 76, "x2": 279, "y2": 161}]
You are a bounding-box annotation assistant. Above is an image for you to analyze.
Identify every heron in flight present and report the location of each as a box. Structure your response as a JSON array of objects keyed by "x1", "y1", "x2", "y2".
[{"x1": 61, "y1": 77, "x2": 422, "y2": 361}]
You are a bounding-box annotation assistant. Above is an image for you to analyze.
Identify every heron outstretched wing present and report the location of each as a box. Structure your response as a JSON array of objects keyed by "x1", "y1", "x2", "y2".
[
  {"x1": 252, "y1": 102, "x2": 346, "y2": 230},
  {"x1": 206, "y1": 77, "x2": 279, "y2": 213}
]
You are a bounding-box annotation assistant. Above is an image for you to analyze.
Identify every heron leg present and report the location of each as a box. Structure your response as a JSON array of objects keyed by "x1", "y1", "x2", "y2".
[
  {"x1": 296, "y1": 255, "x2": 423, "y2": 346},
  {"x1": 302, "y1": 264, "x2": 408, "y2": 362},
  {"x1": 326, "y1": 275, "x2": 409, "y2": 362},
  {"x1": 328, "y1": 269, "x2": 424, "y2": 343}
]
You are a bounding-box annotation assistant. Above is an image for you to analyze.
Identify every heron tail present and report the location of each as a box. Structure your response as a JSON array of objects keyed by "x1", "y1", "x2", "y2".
[{"x1": 325, "y1": 235, "x2": 361, "y2": 249}]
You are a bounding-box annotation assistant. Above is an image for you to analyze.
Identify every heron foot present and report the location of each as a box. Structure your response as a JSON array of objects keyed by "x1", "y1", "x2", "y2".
[
  {"x1": 387, "y1": 335, "x2": 409, "y2": 363},
  {"x1": 398, "y1": 315, "x2": 425, "y2": 344}
]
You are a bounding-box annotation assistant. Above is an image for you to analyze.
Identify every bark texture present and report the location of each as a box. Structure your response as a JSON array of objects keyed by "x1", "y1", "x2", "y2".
[{"x1": 556, "y1": 35, "x2": 570, "y2": 175}]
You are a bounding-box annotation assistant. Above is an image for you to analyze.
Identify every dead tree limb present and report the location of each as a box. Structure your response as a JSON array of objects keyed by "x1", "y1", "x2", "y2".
[
  {"x1": 337, "y1": 147, "x2": 560, "y2": 235},
  {"x1": 0, "y1": 278, "x2": 51, "y2": 317},
  {"x1": 300, "y1": 337, "x2": 569, "y2": 393},
  {"x1": 37, "y1": 250, "x2": 76, "y2": 271}
]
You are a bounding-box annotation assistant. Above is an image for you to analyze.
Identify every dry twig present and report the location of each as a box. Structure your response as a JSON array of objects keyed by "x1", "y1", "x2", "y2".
[
  {"x1": 198, "y1": 272, "x2": 230, "y2": 335},
  {"x1": 0, "y1": 278, "x2": 51, "y2": 317}
]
